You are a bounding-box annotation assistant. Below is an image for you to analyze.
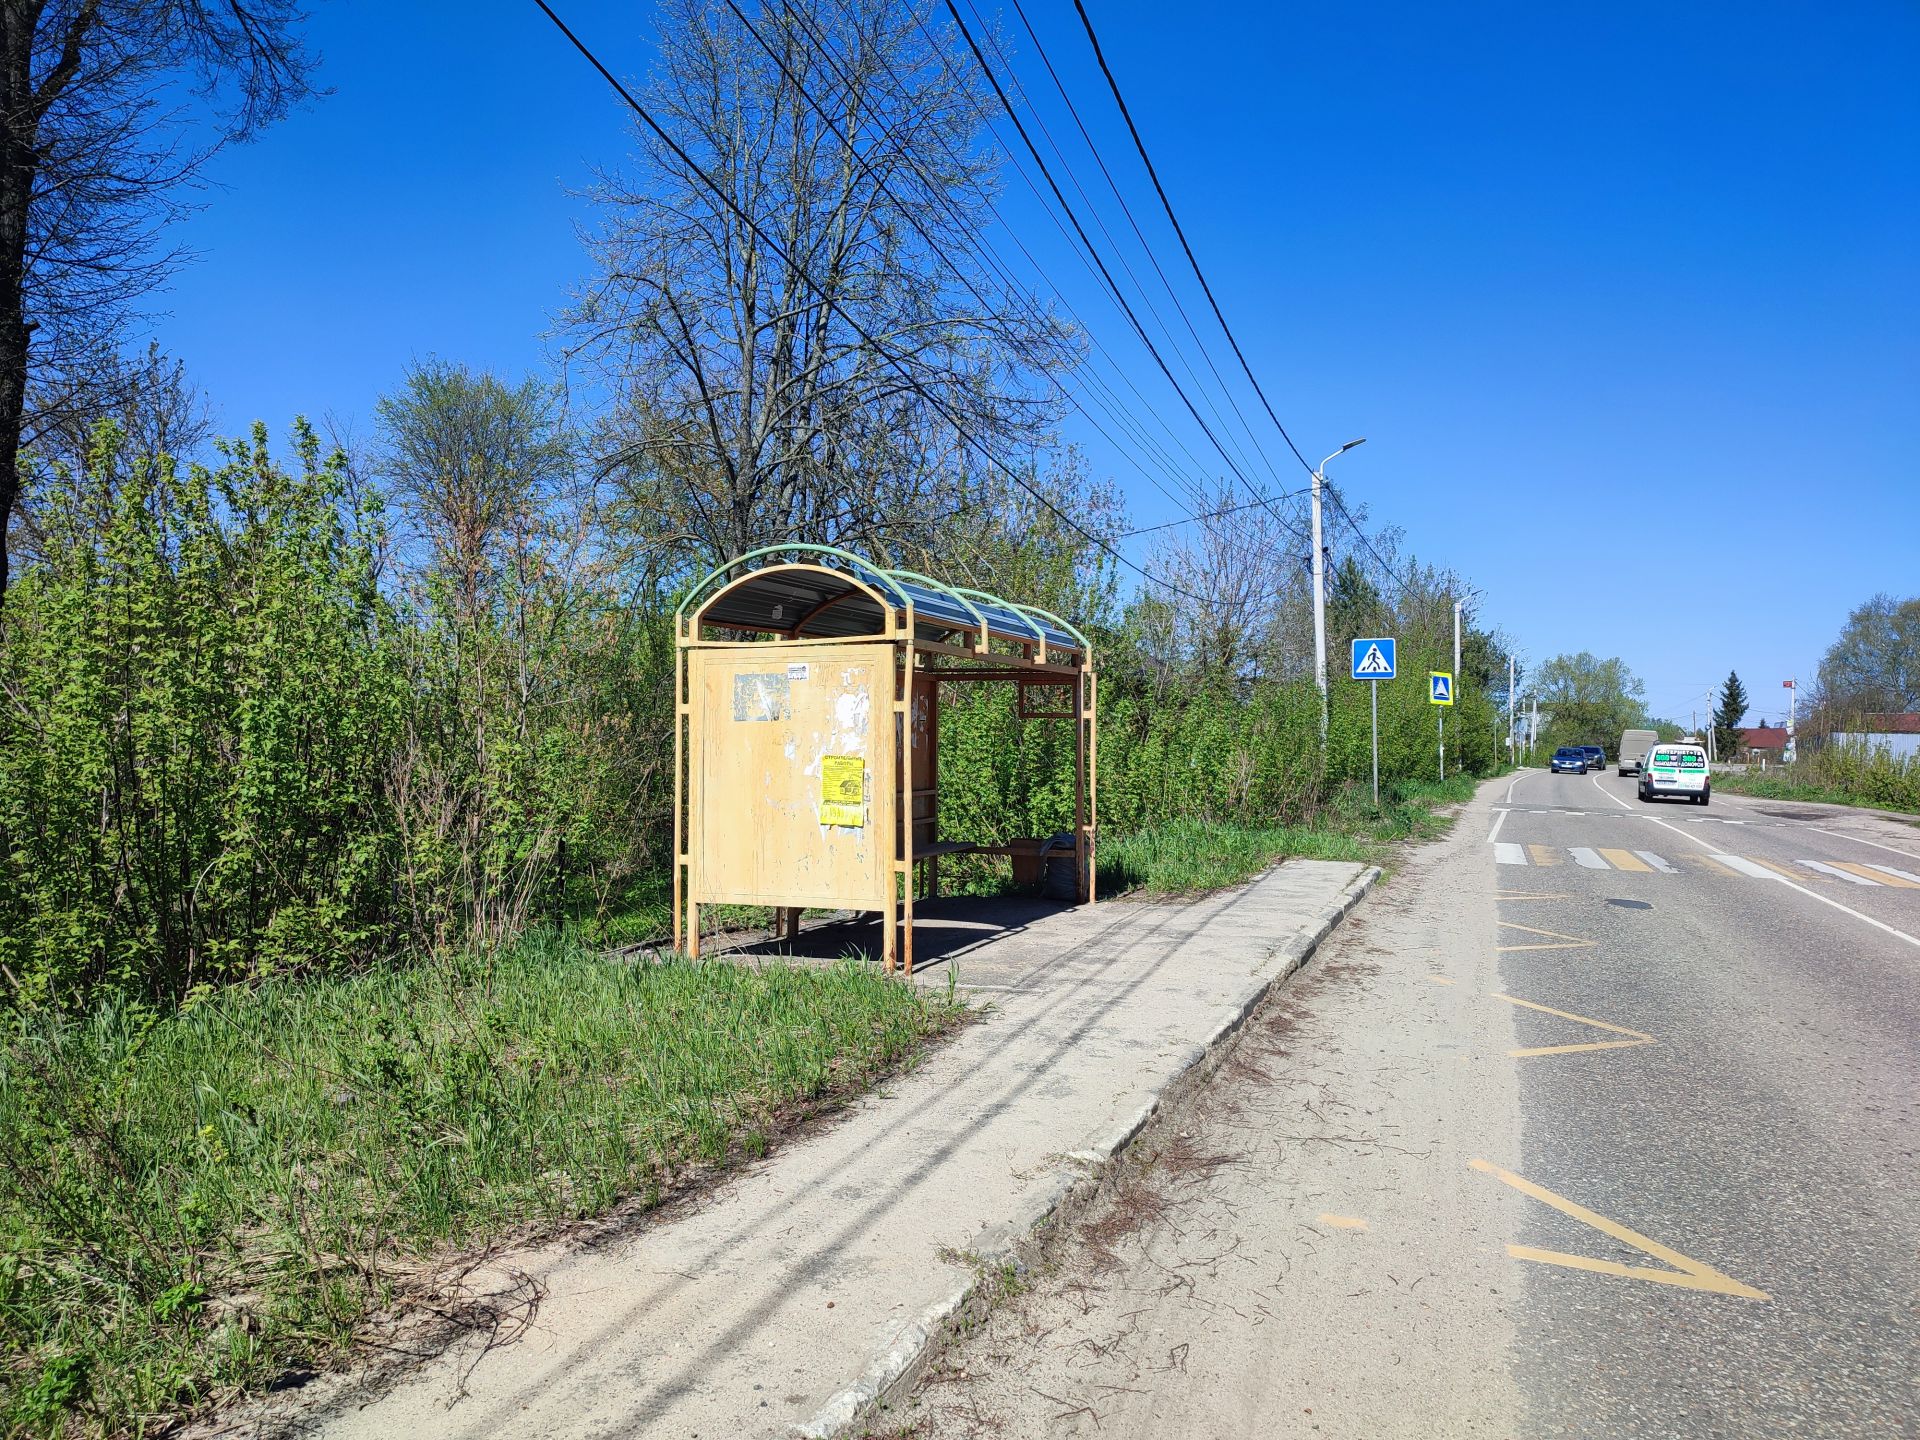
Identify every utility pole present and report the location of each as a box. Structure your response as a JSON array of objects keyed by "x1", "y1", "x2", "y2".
[
  {"x1": 1451, "y1": 601, "x2": 1461, "y2": 777},
  {"x1": 1508, "y1": 654, "x2": 1516, "y2": 767},
  {"x1": 1311, "y1": 439, "x2": 1366, "y2": 742}
]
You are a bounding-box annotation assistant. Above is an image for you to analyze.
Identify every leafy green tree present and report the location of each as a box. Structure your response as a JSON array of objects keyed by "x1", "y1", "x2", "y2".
[
  {"x1": 375, "y1": 361, "x2": 574, "y2": 621},
  {"x1": 1816, "y1": 593, "x2": 1920, "y2": 715},
  {"x1": 1713, "y1": 670, "x2": 1749, "y2": 759},
  {"x1": 1533, "y1": 652, "x2": 1646, "y2": 752}
]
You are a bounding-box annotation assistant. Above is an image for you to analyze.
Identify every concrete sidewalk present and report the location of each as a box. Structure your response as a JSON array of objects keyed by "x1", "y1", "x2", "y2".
[{"x1": 289, "y1": 859, "x2": 1376, "y2": 1440}]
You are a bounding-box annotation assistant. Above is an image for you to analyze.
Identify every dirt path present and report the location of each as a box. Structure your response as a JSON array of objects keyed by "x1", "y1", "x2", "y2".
[{"x1": 889, "y1": 795, "x2": 1527, "y2": 1438}]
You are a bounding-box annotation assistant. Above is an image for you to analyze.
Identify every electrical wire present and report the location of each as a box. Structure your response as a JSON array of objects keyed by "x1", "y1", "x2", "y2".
[
  {"x1": 939, "y1": 0, "x2": 1302, "y2": 534},
  {"x1": 998, "y1": 0, "x2": 1286, "y2": 494},
  {"x1": 527, "y1": 0, "x2": 1220, "y2": 603},
  {"x1": 739, "y1": 0, "x2": 1221, "y2": 524},
  {"x1": 1070, "y1": 0, "x2": 1316, "y2": 478}
]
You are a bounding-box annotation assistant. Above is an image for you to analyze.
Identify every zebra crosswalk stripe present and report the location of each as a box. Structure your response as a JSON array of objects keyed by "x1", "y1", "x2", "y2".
[
  {"x1": 1845, "y1": 862, "x2": 1920, "y2": 888},
  {"x1": 1494, "y1": 842, "x2": 1528, "y2": 866},
  {"x1": 1800, "y1": 860, "x2": 1882, "y2": 887},
  {"x1": 1569, "y1": 847, "x2": 1608, "y2": 870},
  {"x1": 1709, "y1": 854, "x2": 1780, "y2": 880}
]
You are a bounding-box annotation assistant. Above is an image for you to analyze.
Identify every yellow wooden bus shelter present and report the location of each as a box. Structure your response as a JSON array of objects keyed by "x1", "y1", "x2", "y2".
[{"x1": 673, "y1": 546, "x2": 1095, "y2": 975}]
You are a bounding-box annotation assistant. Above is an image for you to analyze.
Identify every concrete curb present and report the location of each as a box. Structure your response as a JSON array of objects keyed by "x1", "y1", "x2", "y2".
[{"x1": 794, "y1": 862, "x2": 1384, "y2": 1439}]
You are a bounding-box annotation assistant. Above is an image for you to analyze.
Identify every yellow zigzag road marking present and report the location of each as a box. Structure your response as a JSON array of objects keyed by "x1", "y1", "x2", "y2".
[
  {"x1": 1492, "y1": 992, "x2": 1655, "y2": 1058},
  {"x1": 1496, "y1": 920, "x2": 1594, "y2": 952},
  {"x1": 1469, "y1": 1159, "x2": 1768, "y2": 1300}
]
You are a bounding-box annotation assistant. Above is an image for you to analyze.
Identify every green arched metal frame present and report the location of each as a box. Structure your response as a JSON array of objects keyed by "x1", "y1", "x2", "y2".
[
  {"x1": 885, "y1": 568, "x2": 990, "y2": 649},
  {"x1": 1011, "y1": 603, "x2": 1093, "y2": 654},
  {"x1": 675, "y1": 544, "x2": 1086, "y2": 659},
  {"x1": 676, "y1": 544, "x2": 912, "y2": 633},
  {"x1": 952, "y1": 585, "x2": 1047, "y2": 648}
]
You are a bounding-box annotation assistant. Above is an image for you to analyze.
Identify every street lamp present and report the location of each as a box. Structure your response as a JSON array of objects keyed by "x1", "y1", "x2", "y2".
[{"x1": 1312, "y1": 437, "x2": 1366, "y2": 741}]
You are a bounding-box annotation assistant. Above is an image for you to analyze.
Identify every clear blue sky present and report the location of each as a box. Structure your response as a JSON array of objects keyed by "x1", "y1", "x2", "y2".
[{"x1": 156, "y1": 0, "x2": 1917, "y2": 727}]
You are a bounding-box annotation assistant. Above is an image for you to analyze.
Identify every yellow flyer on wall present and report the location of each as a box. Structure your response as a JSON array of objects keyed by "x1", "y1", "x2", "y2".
[{"x1": 819, "y1": 755, "x2": 866, "y2": 827}]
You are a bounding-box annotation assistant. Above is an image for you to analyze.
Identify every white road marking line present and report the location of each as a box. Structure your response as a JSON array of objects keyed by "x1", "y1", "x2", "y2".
[
  {"x1": 1489, "y1": 807, "x2": 1510, "y2": 844},
  {"x1": 1565, "y1": 811, "x2": 1586, "y2": 816},
  {"x1": 1711, "y1": 853, "x2": 1780, "y2": 879},
  {"x1": 1621, "y1": 814, "x2": 1920, "y2": 953},
  {"x1": 1866, "y1": 863, "x2": 1920, "y2": 885},
  {"x1": 1589, "y1": 777, "x2": 1632, "y2": 810},
  {"x1": 1811, "y1": 827, "x2": 1920, "y2": 867},
  {"x1": 1494, "y1": 842, "x2": 1528, "y2": 866},
  {"x1": 1506, "y1": 776, "x2": 1521, "y2": 804},
  {"x1": 1634, "y1": 851, "x2": 1677, "y2": 873},
  {"x1": 1687, "y1": 818, "x2": 1707, "y2": 823},
  {"x1": 1570, "y1": 847, "x2": 1608, "y2": 869},
  {"x1": 1800, "y1": 860, "x2": 1882, "y2": 887},
  {"x1": 1722, "y1": 819, "x2": 1746, "y2": 825}
]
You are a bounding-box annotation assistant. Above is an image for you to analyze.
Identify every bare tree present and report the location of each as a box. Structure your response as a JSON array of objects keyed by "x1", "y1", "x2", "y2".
[
  {"x1": 1141, "y1": 480, "x2": 1307, "y2": 682},
  {"x1": 0, "y1": 0, "x2": 317, "y2": 603},
  {"x1": 6, "y1": 340, "x2": 208, "y2": 564},
  {"x1": 566, "y1": 0, "x2": 1074, "y2": 573}
]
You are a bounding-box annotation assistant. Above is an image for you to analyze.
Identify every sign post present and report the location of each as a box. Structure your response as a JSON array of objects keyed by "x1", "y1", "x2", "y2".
[
  {"x1": 1430, "y1": 671, "x2": 1454, "y2": 780},
  {"x1": 1351, "y1": 638, "x2": 1397, "y2": 805}
]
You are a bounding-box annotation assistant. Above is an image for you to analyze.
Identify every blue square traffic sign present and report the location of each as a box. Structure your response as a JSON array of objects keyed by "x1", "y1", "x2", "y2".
[{"x1": 1351, "y1": 637, "x2": 1396, "y2": 680}]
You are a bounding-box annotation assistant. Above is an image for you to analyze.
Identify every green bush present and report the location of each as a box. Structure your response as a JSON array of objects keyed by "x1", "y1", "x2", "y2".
[
  {"x1": 1717, "y1": 742, "x2": 1920, "y2": 814},
  {"x1": 0, "y1": 424, "x2": 408, "y2": 1003}
]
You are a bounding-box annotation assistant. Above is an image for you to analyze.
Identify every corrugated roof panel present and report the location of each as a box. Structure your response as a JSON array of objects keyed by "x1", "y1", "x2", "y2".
[{"x1": 688, "y1": 556, "x2": 1084, "y2": 656}]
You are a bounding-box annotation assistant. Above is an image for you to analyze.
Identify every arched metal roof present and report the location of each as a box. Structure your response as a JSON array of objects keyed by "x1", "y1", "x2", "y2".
[{"x1": 679, "y1": 545, "x2": 1089, "y2": 658}]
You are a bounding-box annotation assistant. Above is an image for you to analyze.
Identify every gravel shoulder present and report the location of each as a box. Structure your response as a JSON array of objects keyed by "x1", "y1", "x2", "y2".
[{"x1": 886, "y1": 780, "x2": 1527, "y2": 1439}]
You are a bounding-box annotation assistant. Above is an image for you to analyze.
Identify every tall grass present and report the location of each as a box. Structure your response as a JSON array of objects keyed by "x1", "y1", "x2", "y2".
[
  {"x1": 1715, "y1": 742, "x2": 1920, "y2": 815},
  {"x1": 1099, "y1": 776, "x2": 1477, "y2": 895},
  {"x1": 0, "y1": 935, "x2": 956, "y2": 1435}
]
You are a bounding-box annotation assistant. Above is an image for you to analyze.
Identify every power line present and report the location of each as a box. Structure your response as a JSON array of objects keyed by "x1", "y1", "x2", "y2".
[
  {"x1": 743, "y1": 0, "x2": 1220, "y2": 525},
  {"x1": 939, "y1": 0, "x2": 1303, "y2": 538},
  {"x1": 527, "y1": 0, "x2": 1218, "y2": 604},
  {"x1": 1118, "y1": 486, "x2": 1308, "y2": 539},
  {"x1": 1071, "y1": 0, "x2": 1316, "y2": 479},
  {"x1": 997, "y1": 0, "x2": 1286, "y2": 494}
]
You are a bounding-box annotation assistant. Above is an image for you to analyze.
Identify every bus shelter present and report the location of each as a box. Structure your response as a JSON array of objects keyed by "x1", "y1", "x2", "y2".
[{"x1": 673, "y1": 546, "x2": 1096, "y2": 975}]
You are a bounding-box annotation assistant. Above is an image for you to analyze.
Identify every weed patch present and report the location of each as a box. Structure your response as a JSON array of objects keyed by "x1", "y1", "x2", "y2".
[
  {"x1": 0, "y1": 934, "x2": 956, "y2": 1435},
  {"x1": 1099, "y1": 775, "x2": 1477, "y2": 896}
]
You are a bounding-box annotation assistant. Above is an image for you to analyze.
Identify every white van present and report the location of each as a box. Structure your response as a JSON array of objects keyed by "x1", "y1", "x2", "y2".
[
  {"x1": 1618, "y1": 729, "x2": 1657, "y2": 776},
  {"x1": 1638, "y1": 743, "x2": 1711, "y2": 805}
]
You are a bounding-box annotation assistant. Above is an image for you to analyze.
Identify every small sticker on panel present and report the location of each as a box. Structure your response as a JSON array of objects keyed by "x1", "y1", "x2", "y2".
[
  {"x1": 787, "y1": 663, "x2": 810, "y2": 682},
  {"x1": 820, "y1": 754, "x2": 866, "y2": 827}
]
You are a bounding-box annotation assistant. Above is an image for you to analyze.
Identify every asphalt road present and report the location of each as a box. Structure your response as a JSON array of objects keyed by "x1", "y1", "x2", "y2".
[{"x1": 895, "y1": 770, "x2": 1920, "y2": 1438}]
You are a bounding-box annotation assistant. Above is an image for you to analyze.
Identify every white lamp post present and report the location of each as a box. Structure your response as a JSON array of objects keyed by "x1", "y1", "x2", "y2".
[{"x1": 1311, "y1": 438, "x2": 1367, "y2": 741}]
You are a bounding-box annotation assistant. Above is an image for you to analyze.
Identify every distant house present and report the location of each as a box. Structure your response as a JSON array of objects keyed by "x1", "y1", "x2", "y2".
[
  {"x1": 1831, "y1": 712, "x2": 1920, "y2": 761},
  {"x1": 1737, "y1": 726, "x2": 1789, "y2": 762}
]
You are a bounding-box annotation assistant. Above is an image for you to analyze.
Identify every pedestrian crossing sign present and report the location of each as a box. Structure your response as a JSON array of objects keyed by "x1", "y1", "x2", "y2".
[
  {"x1": 1351, "y1": 637, "x2": 1396, "y2": 680},
  {"x1": 1430, "y1": 671, "x2": 1454, "y2": 706}
]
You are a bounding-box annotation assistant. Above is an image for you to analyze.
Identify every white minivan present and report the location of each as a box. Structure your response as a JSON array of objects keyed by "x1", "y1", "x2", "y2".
[{"x1": 1638, "y1": 743, "x2": 1711, "y2": 805}]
